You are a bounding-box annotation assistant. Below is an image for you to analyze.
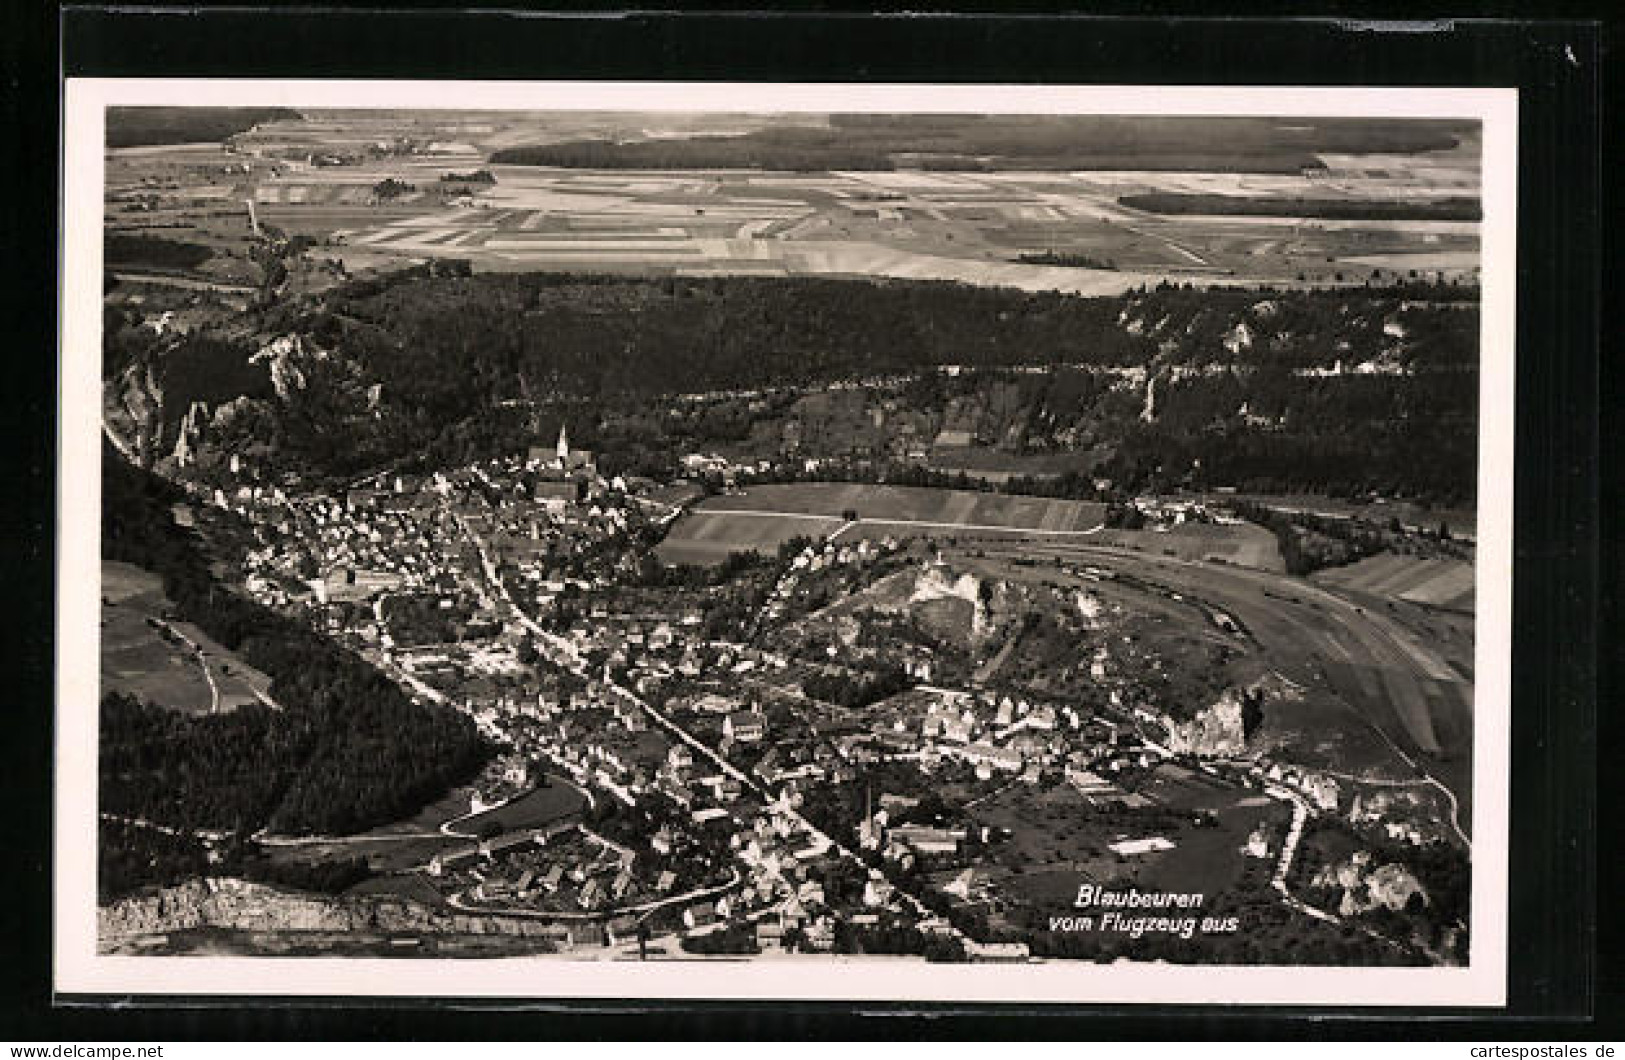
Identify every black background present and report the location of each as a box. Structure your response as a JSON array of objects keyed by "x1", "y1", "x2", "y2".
[{"x1": 2, "y1": 3, "x2": 1608, "y2": 1041}]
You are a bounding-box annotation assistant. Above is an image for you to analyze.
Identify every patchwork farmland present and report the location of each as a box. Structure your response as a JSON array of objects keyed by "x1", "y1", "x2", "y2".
[
  {"x1": 657, "y1": 483, "x2": 1108, "y2": 564},
  {"x1": 293, "y1": 163, "x2": 1479, "y2": 291},
  {"x1": 106, "y1": 110, "x2": 1482, "y2": 295}
]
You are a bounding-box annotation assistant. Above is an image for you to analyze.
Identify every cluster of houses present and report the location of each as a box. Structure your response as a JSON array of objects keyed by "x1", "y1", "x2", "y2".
[
  {"x1": 434, "y1": 828, "x2": 652, "y2": 915},
  {"x1": 1263, "y1": 762, "x2": 1343, "y2": 814},
  {"x1": 855, "y1": 686, "x2": 1134, "y2": 783},
  {"x1": 219, "y1": 474, "x2": 479, "y2": 623},
  {"x1": 201, "y1": 433, "x2": 1409, "y2": 962},
  {"x1": 757, "y1": 536, "x2": 902, "y2": 626}
]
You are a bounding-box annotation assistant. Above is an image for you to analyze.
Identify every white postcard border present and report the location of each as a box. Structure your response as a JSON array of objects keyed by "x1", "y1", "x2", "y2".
[{"x1": 57, "y1": 79, "x2": 1516, "y2": 1006}]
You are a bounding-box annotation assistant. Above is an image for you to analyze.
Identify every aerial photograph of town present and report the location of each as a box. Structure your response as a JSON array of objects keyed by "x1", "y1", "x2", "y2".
[{"x1": 93, "y1": 104, "x2": 1480, "y2": 970}]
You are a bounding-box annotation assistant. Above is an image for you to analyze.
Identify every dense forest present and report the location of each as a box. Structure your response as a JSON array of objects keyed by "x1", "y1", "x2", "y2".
[
  {"x1": 100, "y1": 447, "x2": 492, "y2": 847},
  {"x1": 489, "y1": 115, "x2": 1466, "y2": 174},
  {"x1": 105, "y1": 107, "x2": 301, "y2": 148},
  {"x1": 109, "y1": 271, "x2": 1479, "y2": 504},
  {"x1": 104, "y1": 232, "x2": 215, "y2": 272},
  {"x1": 98, "y1": 817, "x2": 220, "y2": 904},
  {"x1": 1120, "y1": 193, "x2": 1482, "y2": 222},
  {"x1": 1014, "y1": 250, "x2": 1118, "y2": 269}
]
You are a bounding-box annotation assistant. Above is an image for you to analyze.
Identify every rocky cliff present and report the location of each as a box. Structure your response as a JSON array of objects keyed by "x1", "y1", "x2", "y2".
[
  {"x1": 1310, "y1": 851, "x2": 1429, "y2": 917},
  {"x1": 98, "y1": 877, "x2": 571, "y2": 944},
  {"x1": 1164, "y1": 689, "x2": 1248, "y2": 757}
]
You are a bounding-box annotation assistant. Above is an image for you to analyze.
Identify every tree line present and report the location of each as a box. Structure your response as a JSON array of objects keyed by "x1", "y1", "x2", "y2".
[
  {"x1": 120, "y1": 272, "x2": 1479, "y2": 505},
  {"x1": 100, "y1": 445, "x2": 492, "y2": 849},
  {"x1": 1120, "y1": 192, "x2": 1481, "y2": 222}
]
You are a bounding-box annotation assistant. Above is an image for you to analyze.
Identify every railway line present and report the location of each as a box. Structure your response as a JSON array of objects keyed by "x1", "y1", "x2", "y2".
[{"x1": 972, "y1": 538, "x2": 1474, "y2": 825}]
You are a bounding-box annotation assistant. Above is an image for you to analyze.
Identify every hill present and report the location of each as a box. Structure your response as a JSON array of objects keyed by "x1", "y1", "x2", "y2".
[{"x1": 103, "y1": 272, "x2": 1479, "y2": 504}]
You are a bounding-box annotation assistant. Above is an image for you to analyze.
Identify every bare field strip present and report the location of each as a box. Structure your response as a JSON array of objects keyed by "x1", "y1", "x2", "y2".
[
  {"x1": 655, "y1": 509, "x2": 843, "y2": 565},
  {"x1": 700, "y1": 483, "x2": 1106, "y2": 530},
  {"x1": 1313, "y1": 553, "x2": 1474, "y2": 611}
]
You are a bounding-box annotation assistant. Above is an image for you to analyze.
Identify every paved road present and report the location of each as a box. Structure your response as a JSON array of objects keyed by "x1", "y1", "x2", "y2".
[{"x1": 457, "y1": 511, "x2": 968, "y2": 946}]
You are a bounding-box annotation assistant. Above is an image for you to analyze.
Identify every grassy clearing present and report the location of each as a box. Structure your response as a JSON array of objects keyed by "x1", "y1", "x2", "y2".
[
  {"x1": 100, "y1": 560, "x2": 274, "y2": 716},
  {"x1": 972, "y1": 782, "x2": 1126, "y2": 894},
  {"x1": 703, "y1": 482, "x2": 1105, "y2": 530},
  {"x1": 1095, "y1": 522, "x2": 1285, "y2": 572},
  {"x1": 455, "y1": 782, "x2": 588, "y2": 835}
]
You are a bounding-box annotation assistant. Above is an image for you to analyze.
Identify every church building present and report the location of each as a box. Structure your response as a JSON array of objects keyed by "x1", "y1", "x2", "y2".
[{"x1": 527, "y1": 424, "x2": 595, "y2": 473}]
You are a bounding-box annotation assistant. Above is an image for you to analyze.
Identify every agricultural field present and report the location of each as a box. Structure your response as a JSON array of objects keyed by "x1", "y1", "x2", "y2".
[
  {"x1": 658, "y1": 483, "x2": 1108, "y2": 564},
  {"x1": 1312, "y1": 553, "x2": 1474, "y2": 612},
  {"x1": 654, "y1": 509, "x2": 844, "y2": 565},
  {"x1": 701, "y1": 482, "x2": 1106, "y2": 529},
  {"x1": 301, "y1": 163, "x2": 1479, "y2": 291},
  {"x1": 108, "y1": 111, "x2": 1481, "y2": 295},
  {"x1": 452, "y1": 781, "x2": 588, "y2": 836},
  {"x1": 1093, "y1": 521, "x2": 1286, "y2": 572},
  {"x1": 101, "y1": 560, "x2": 277, "y2": 715}
]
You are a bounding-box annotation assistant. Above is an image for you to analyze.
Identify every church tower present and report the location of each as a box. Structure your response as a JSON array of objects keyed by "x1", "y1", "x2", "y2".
[
  {"x1": 859, "y1": 783, "x2": 876, "y2": 849},
  {"x1": 556, "y1": 423, "x2": 570, "y2": 463}
]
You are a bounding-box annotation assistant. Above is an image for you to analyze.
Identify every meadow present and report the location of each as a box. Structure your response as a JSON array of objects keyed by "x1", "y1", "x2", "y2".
[
  {"x1": 1312, "y1": 553, "x2": 1474, "y2": 612},
  {"x1": 1093, "y1": 522, "x2": 1286, "y2": 572},
  {"x1": 101, "y1": 560, "x2": 276, "y2": 715},
  {"x1": 105, "y1": 110, "x2": 1481, "y2": 296},
  {"x1": 657, "y1": 483, "x2": 1109, "y2": 564}
]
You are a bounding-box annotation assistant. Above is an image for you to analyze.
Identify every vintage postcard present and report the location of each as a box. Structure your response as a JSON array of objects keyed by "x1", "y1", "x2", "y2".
[{"x1": 57, "y1": 80, "x2": 1515, "y2": 1005}]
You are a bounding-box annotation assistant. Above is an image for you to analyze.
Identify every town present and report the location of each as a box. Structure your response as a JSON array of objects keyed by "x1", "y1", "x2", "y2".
[
  {"x1": 95, "y1": 106, "x2": 1480, "y2": 968},
  {"x1": 104, "y1": 410, "x2": 1470, "y2": 965}
]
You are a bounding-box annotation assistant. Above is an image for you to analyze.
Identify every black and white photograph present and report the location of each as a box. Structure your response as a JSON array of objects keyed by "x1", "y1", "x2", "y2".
[{"x1": 55, "y1": 80, "x2": 1516, "y2": 1006}]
